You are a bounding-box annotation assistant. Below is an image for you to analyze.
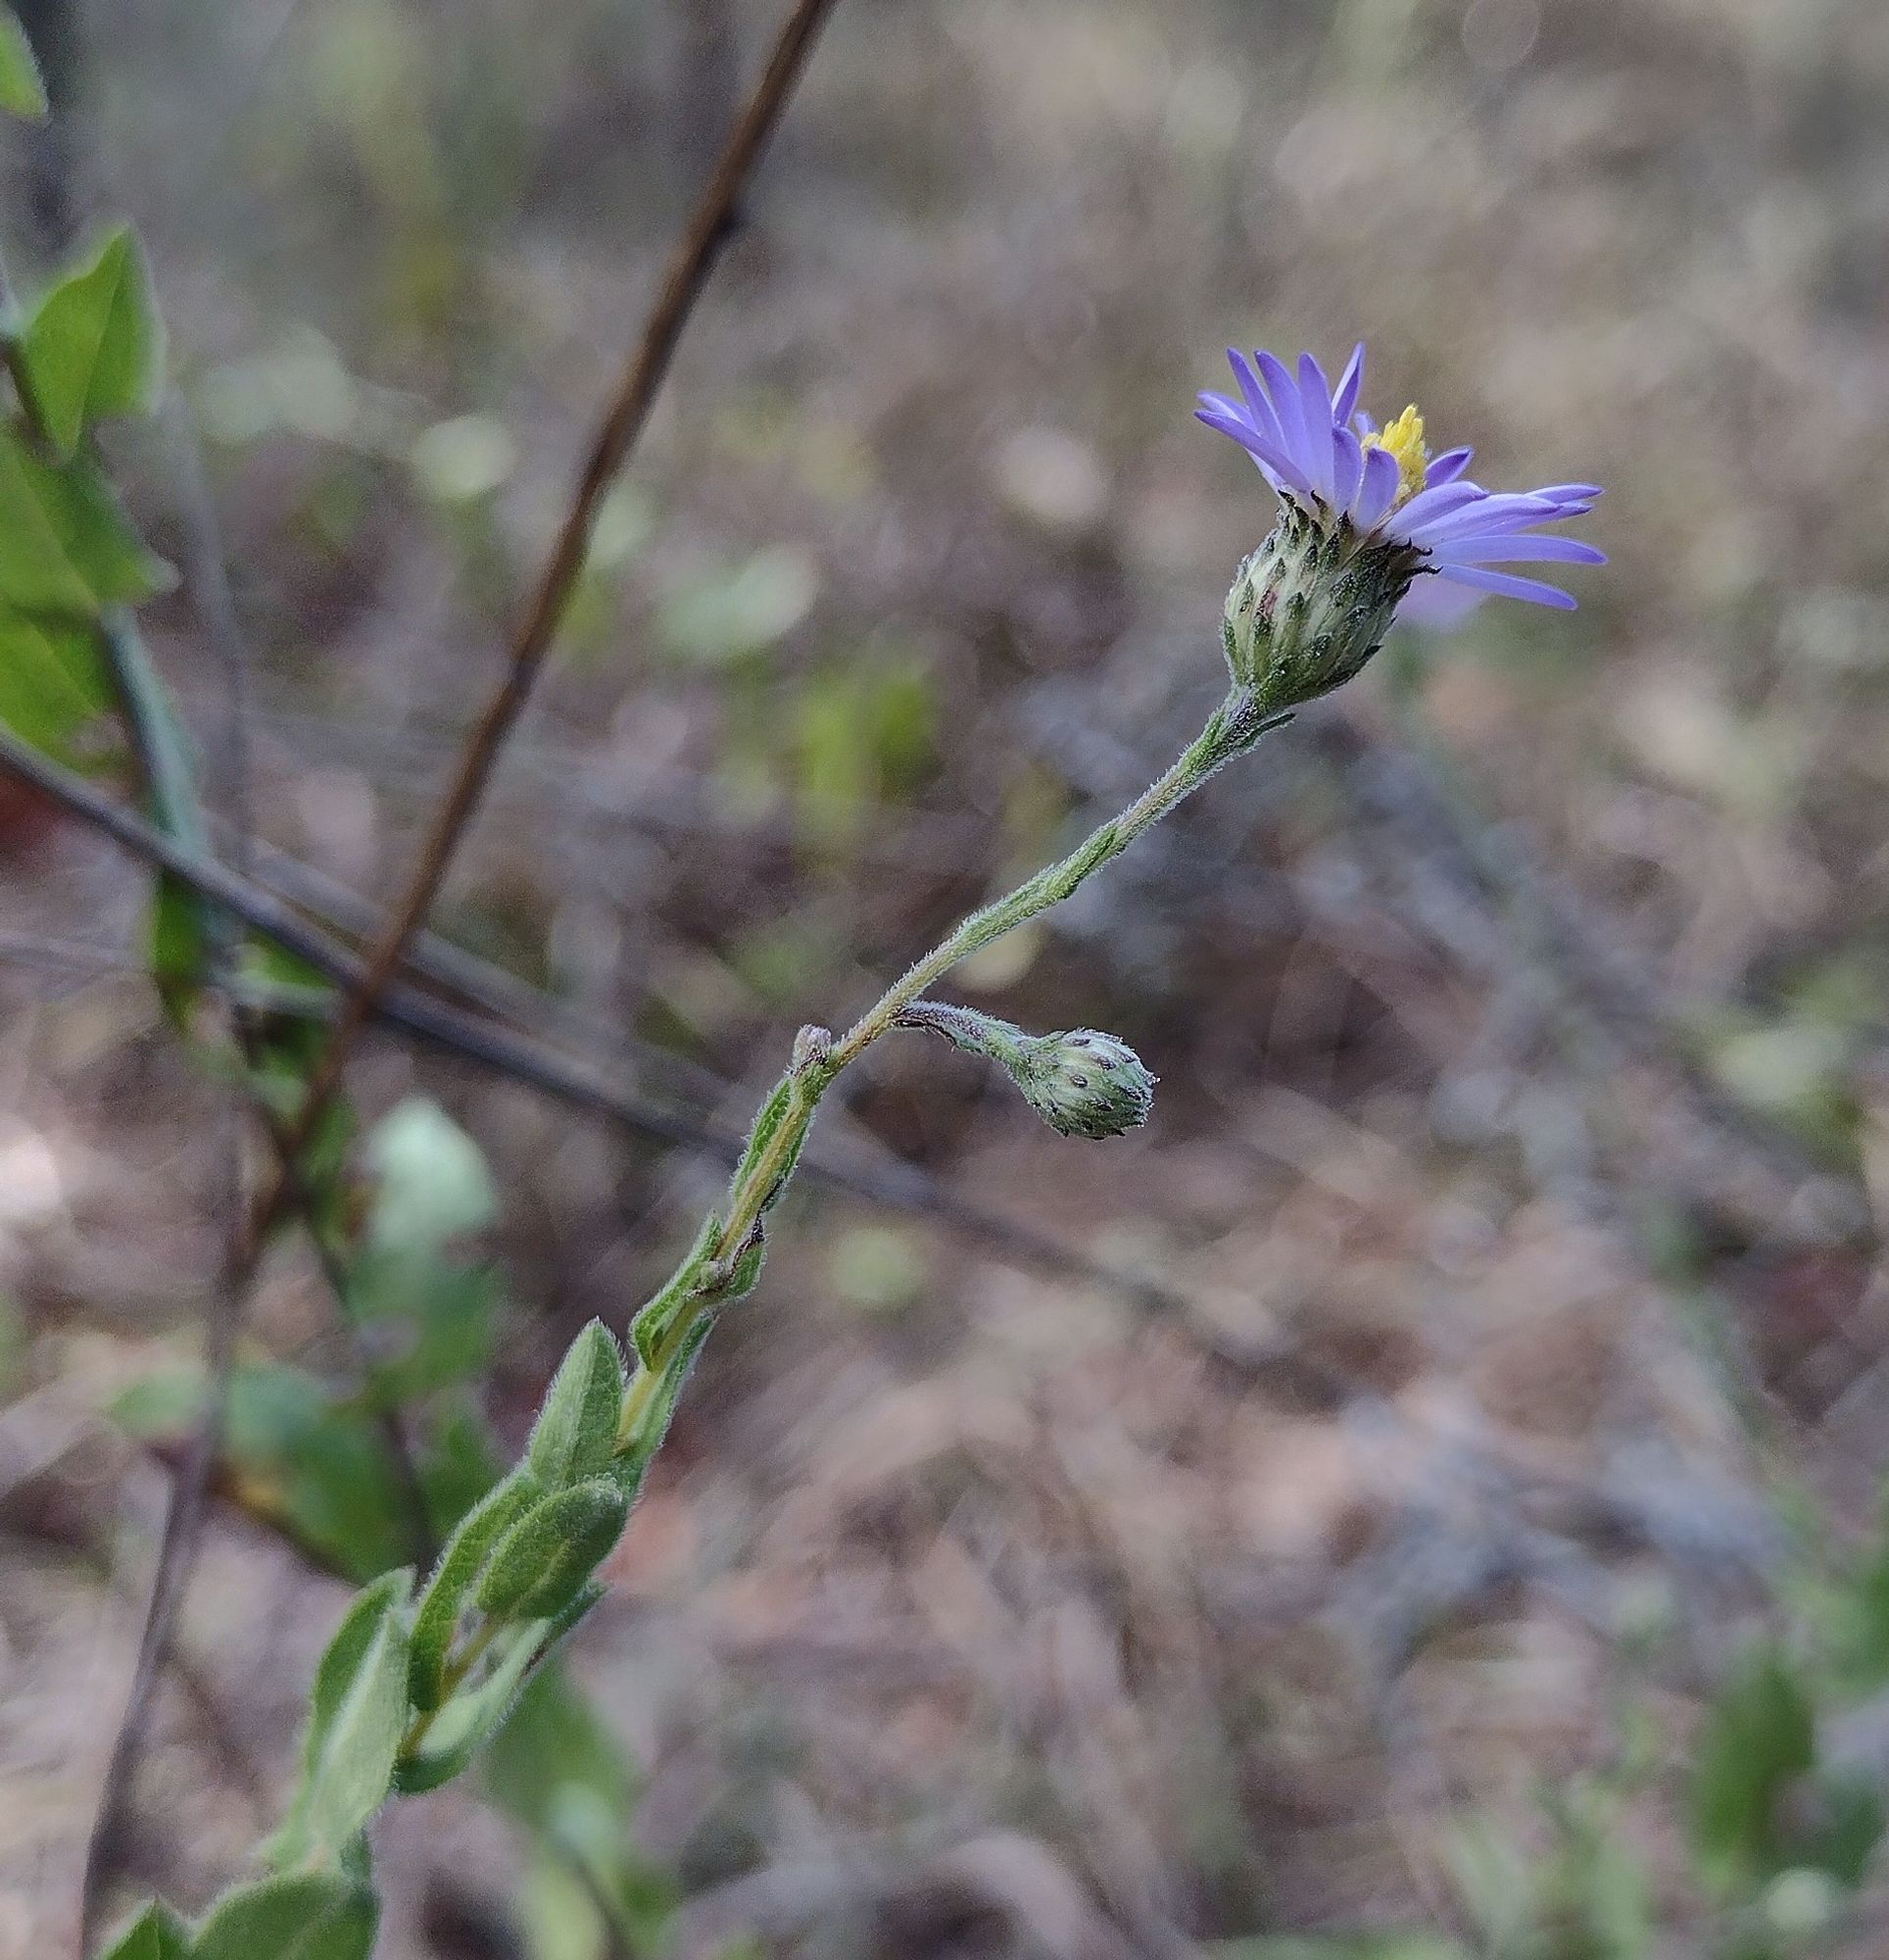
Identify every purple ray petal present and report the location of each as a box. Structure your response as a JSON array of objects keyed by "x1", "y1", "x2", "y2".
[
  {"x1": 1384, "y1": 481, "x2": 1486, "y2": 537},
  {"x1": 1400, "y1": 493, "x2": 1567, "y2": 546},
  {"x1": 1225, "y1": 351, "x2": 1284, "y2": 450},
  {"x1": 1428, "y1": 535, "x2": 1607, "y2": 566},
  {"x1": 1255, "y1": 350, "x2": 1310, "y2": 478},
  {"x1": 1332, "y1": 425, "x2": 1364, "y2": 514},
  {"x1": 1332, "y1": 344, "x2": 1366, "y2": 424},
  {"x1": 1396, "y1": 575, "x2": 1487, "y2": 629},
  {"x1": 1296, "y1": 352, "x2": 1336, "y2": 502},
  {"x1": 1354, "y1": 445, "x2": 1402, "y2": 531},
  {"x1": 1432, "y1": 564, "x2": 1577, "y2": 610},
  {"x1": 1193, "y1": 408, "x2": 1314, "y2": 497},
  {"x1": 1423, "y1": 446, "x2": 1473, "y2": 488}
]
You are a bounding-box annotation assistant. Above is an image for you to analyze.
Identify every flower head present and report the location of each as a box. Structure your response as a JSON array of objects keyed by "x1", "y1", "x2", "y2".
[{"x1": 1197, "y1": 343, "x2": 1604, "y2": 627}]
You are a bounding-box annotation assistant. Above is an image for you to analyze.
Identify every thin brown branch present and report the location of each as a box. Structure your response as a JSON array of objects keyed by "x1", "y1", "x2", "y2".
[{"x1": 247, "y1": 0, "x2": 843, "y2": 1247}]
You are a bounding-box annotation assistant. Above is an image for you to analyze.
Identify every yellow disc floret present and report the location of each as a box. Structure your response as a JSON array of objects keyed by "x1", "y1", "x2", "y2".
[{"x1": 1364, "y1": 404, "x2": 1428, "y2": 504}]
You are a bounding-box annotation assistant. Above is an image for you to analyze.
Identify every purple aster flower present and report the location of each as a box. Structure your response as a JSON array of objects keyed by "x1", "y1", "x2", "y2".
[{"x1": 1197, "y1": 343, "x2": 1604, "y2": 624}]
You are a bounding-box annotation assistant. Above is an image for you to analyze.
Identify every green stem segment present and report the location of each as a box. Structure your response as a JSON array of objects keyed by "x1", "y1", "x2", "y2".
[{"x1": 614, "y1": 683, "x2": 1281, "y2": 1446}]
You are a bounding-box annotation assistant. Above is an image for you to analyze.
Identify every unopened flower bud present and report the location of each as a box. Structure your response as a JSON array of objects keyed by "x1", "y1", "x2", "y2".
[
  {"x1": 896, "y1": 1003, "x2": 1155, "y2": 1141},
  {"x1": 1012, "y1": 1027, "x2": 1155, "y2": 1139},
  {"x1": 1223, "y1": 504, "x2": 1423, "y2": 709}
]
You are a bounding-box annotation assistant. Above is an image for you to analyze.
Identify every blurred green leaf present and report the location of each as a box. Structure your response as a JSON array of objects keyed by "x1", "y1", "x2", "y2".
[
  {"x1": 365, "y1": 1098, "x2": 497, "y2": 1251},
  {"x1": 1689, "y1": 1645, "x2": 1816, "y2": 1890},
  {"x1": 526, "y1": 1321, "x2": 626, "y2": 1489},
  {"x1": 1537, "y1": 1776, "x2": 1656, "y2": 1960},
  {"x1": 22, "y1": 226, "x2": 166, "y2": 456},
  {"x1": 0, "y1": 6, "x2": 45, "y2": 119},
  {"x1": 417, "y1": 1401, "x2": 505, "y2": 1537},
  {"x1": 657, "y1": 545, "x2": 819, "y2": 664},
  {"x1": 95, "y1": 1900, "x2": 191, "y2": 1960},
  {"x1": 0, "y1": 609, "x2": 107, "y2": 760},
  {"x1": 485, "y1": 1663, "x2": 634, "y2": 1832},
  {"x1": 1443, "y1": 1814, "x2": 1537, "y2": 1954},
  {"x1": 223, "y1": 1362, "x2": 418, "y2": 1579},
  {"x1": 489, "y1": 1668, "x2": 678, "y2": 1960},
  {"x1": 0, "y1": 433, "x2": 170, "y2": 619},
  {"x1": 1804, "y1": 1774, "x2": 1884, "y2": 1888},
  {"x1": 240, "y1": 1014, "x2": 356, "y2": 1235},
  {"x1": 147, "y1": 872, "x2": 214, "y2": 1021},
  {"x1": 351, "y1": 1101, "x2": 504, "y2": 1397},
  {"x1": 268, "y1": 1569, "x2": 413, "y2": 1869},
  {"x1": 410, "y1": 413, "x2": 515, "y2": 504},
  {"x1": 792, "y1": 656, "x2": 936, "y2": 849},
  {"x1": 194, "y1": 1870, "x2": 378, "y2": 1960}
]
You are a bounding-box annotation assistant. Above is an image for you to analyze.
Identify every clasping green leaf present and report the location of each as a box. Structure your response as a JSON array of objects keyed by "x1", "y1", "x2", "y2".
[
  {"x1": 95, "y1": 1900, "x2": 190, "y2": 1960},
  {"x1": 394, "y1": 1586, "x2": 604, "y2": 1795},
  {"x1": 524, "y1": 1320, "x2": 626, "y2": 1489},
  {"x1": 409, "y1": 1469, "x2": 540, "y2": 1711},
  {"x1": 475, "y1": 1477, "x2": 627, "y2": 1624},
  {"x1": 193, "y1": 1869, "x2": 378, "y2": 1960},
  {"x1": 266, "y1": 1568, "x2": 414, "y2": 1871}
]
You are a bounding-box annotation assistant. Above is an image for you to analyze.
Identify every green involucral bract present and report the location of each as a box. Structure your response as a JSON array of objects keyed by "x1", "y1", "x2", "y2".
[{"x1": 1222, "y1": 503, "x2": 1422, "y2": 709}]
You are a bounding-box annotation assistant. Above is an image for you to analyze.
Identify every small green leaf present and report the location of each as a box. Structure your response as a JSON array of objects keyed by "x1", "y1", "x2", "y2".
[
  {"x1": 1801, "y1": 1774, "x2": 1885, "y2": 1888},
  {"x1": 615, "y1": 1313, "x2": 714, "y2": 1498},
  {"x1": 524, "y1": 1320, "x2": 626, "y2": 1489},
  {"x1": 22, "y1": 226, "x2": 166, "y2": 455},
  {"x1": 395, "y1": 1590, "x2": 603, "y2": 1795},
  {"x1": 0, "y1": 608, "x2": 107, "y2": 759},
  {"x1": 193, "y1": 1871, "x2": 378, "y2": 1960},
  {"x1": 482, "y1": 1662, "x2": 636, "y2": 1835},
  {"x1": 1690, "y1": 1644, "x2": 1816, "y2": 1889},
  {"x1": 409, "y1": 1470, "x2": 540, "y2": 1711},
  {"x1": 147, "y1": 872, "x2": 214, "y2": 1021},
  {"x1": 95, "y1": 1900, "x2": 191, "y2": 1960},
  {"x1": 0, "y1": 7, "x2": 46, "y2": 120},
  {"x1": 475, "y1": 1478, "x2": 626, "y2": 1624},
  {"x1": 267, "y1": 1568, "x2": 413, "y2": 1869},
  {"x1": 630, "y1": 1212, "x2": 719, "y2": 1369},
  {"x1": 0, "y1": 431, "x2": 171, "y2": 619}
]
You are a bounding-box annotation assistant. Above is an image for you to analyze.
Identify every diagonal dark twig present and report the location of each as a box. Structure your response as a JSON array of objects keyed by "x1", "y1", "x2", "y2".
[
  {"x1": 242, "y1": 0, "x2": 843, "y2": 1254},
  {"x1": 0, "y1": 722, "x2": 1171, "y2": 1312}
]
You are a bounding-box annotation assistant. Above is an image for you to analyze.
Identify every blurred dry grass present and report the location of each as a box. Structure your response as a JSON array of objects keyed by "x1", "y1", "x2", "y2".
[{"x1": 6, "y1": 0, "x2": 1889, "y2": 1952}]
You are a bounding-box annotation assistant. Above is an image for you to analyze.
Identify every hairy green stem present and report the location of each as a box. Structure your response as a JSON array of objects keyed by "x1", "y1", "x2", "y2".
[{"x1": 614, "y1": 683, "x2": 1281, "y2": 1445}]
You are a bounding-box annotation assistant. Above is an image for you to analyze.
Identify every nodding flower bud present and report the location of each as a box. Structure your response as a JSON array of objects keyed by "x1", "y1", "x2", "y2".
[
  {"x1": 896, "y1": 1002, "x2": 1156, "y2": 1141},
  {"x1": 1223, "y1": 505, "x2": 1423, "y2": 710},
  {"x1": 1013, "y1": 1027, "x2": 1156, "y2": 1139}
]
